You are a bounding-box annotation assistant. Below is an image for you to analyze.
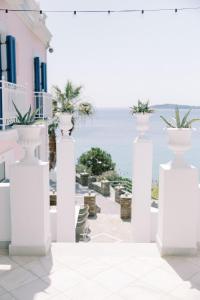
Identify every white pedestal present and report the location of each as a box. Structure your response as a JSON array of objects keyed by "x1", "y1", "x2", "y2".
[
  {"x1": 56, "y1": 136, "x2": 75, "y2": 242},
  {"x1": 9, "y1": 161, "x2": 51, "y2": 255},
  {"x1": 132, "y1": 138, "x2": 153, "y2": 242},
  {"x1": 39, "y1": 122, "x2": 49, "y2": 162},
  {"x1": 157, "y1": 163, "x2": 199, "y2": 256}
]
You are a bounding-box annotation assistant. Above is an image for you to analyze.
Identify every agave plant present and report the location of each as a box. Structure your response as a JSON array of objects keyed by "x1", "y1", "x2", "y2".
[
  {"x1": 160, "y1": 107, "x2": 200, "y2": 128},
  {"x1": 12, "y1": 102, "x2": 39, "y2": 125},
  {"x1": 131, "y1": 100, "x2": 154, "y2": 114}
]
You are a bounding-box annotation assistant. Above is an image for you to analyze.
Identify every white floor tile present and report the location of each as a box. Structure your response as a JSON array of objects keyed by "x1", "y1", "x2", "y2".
[
  {"x1": 161, "y1": 257, "x2": 200, "y2": 280},
  {"x1": 142, "y1": 267, "x2": 183, "y2": 293},
  {"x1": 0, "y1": 267, "x2": 37, "y2": 291},
  {"x1": 117, "y1": 257, "x2": 158, "y2": 278},
  {"x1": 11, "y1": 256, "x2": 38, "y2": 266},
  {"x1": 42, "y1": 268, "x2": 84, "y2": 292},
  {"x1": 10, "y1": 278, "x2": 60, "y2": 300},
  {"x1": 0, "y1": 257, "x2": 19, "y2": 278},
  {"x1": 93, "y1": 267, "x2": 135, "y2": 293},
  {"x1": 23, "y1": 258, "x2": 67, "y2": 278},
  {"x1": 75, "y1": 258, "x2": 110, "y2": 279},
  {"x1": 0, "y1": 286, "x2": 7, "y2": 296},
  {"x1": 64, "y1": 278, "x2": 110, "y2": 300},
  {"x1": 170, "y1": 280, "x2": 200, "y2": 299},
  {"x1": 118, "y1": 280, "x2": 170, "y2": 300},
  {"x1": 0, "y1": 293, "x2": 15, "y2": 300}
]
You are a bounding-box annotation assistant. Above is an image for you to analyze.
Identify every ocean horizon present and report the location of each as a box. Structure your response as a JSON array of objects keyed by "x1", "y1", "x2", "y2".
[{"x1": 73, "y1": 108, "x2": 200, "y2": 180}]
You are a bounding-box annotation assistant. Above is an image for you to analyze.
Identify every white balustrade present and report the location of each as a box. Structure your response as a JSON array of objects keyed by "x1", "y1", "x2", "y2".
[
  {"x1": 0, "y1": 79, "x2": 28, "y2": 129},
  {"x1": 34, "y1": 92, "x2": 52, "y2": 119}
]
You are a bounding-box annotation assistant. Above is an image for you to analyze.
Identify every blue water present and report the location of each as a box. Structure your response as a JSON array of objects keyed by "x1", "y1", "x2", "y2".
[{"x1": 73, "y1": 108, "x2": 200, "y2": 180}]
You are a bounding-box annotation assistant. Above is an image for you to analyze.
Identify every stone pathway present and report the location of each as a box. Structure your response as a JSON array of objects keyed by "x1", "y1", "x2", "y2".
[{"x1": 75, "y1": 184, "x2": 132, "y2": 242}]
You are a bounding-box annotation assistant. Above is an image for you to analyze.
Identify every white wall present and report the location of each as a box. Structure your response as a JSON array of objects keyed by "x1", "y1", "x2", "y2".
[
  {"x1": 0, "y1": 183, "x2": 11, "y2": 245},
  {"x1": 0, "y1": 0, "x2": 47, "y2": 106}
]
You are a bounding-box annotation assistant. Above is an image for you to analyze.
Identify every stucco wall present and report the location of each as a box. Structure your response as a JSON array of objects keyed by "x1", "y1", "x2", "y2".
[{"x1": 0, "y1": 0, "x2": 47, "y2": 107}]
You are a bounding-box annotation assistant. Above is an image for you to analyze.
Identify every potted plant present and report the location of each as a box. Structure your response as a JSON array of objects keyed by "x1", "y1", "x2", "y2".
[
  {"x1": 48, "y1": 81, "x2": 94, "y2": 171},
  {"x1": 130, "y1": 100, "x2": 154, "y2": 137},
  {"x1": 12, "y1": 102, "x2": 40, "y2": 164},
  {"x1": 160, "y1": 106, "x2": 200, "y2": 167}
]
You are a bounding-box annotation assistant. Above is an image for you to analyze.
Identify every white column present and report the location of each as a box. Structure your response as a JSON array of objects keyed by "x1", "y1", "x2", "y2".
[
  {"x1": 132, "y1": 138, "x2": 153, "y2": 242},
  {"x1": 157, "y1": 164, "x2": 199, "y2": 255},
  {"x1": 56, "y1": 136, "x2": 75, "y2": 242},
  {"x1": 9, "y1": 161, "x2": 51, "y2": 255},
  {"x1": 39, "y1": 122, "x2": 49, "y2": 162},
  {"x1": 9, "y1": 126, "x2": 51, "y2": 255}
]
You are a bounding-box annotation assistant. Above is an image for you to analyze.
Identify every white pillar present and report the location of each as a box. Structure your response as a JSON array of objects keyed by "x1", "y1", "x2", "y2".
[
  {"x1": 56, "y1": 136, "x2": 75, "y2": 242},
  {"x1": 9, "y1": 126, "x2": 51, "y2": 255},
  {"x1": 157, "y1": 164, "x2": 199, "y2": 255},
  {"x1": 9, "y1": 161, "x2": 51, "y2": 255},
  {"x1": 132, "y1": 138, "x2": 153, "y2": 242},
  {"x1": 39, "y1": 122, "x2": 49, "y2": 162}
]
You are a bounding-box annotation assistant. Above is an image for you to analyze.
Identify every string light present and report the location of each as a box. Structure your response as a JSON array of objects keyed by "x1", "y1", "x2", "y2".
[{"x1": 1, "y1": 6, "x2": 200, "y2": 15}]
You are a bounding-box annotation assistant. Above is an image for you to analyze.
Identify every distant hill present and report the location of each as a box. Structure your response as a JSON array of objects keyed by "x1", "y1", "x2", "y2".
[{"x1": 152, "y1": 104, "x2": 200, "y2": 109}]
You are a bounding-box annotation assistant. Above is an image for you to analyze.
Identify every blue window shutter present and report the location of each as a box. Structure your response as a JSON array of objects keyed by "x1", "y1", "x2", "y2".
[
  {"x1": 6, "y1": 35, "x2": 16, "y2": 83},
  {"x1": 34, "y1": 57, "x2": 41, "y2": 92},
  {"x1": 0, "y1": 41, "x2": 2, "y2": 126},
  {"x1": 0, "y1": 37, "x2": 2, "y2": 80},
  {"x1": 41, "y1": 62, "x2": 47, "y2": 92}
]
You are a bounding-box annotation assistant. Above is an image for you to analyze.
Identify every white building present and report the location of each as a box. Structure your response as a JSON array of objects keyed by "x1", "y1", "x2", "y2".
[{"x1": 0, "y1": 0, "x2": 52, "y2": 180}]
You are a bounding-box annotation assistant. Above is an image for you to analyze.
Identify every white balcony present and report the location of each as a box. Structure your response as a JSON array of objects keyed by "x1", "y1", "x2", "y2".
[
  {"x1": 34, "y1": 91, "x2": 52, "y2": 120},
  {"x1": 0, "y1": 79, "x2": 28, "y2": 130}
]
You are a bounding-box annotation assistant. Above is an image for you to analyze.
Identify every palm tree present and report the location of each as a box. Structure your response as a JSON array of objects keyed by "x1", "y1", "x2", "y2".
[{"x1": 49, "y1": 81, "x2": 94, "y2": 170}]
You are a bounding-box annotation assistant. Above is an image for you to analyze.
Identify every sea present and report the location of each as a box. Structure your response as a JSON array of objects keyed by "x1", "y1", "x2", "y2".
[{"x1": 73, "y1": 108, "x2": 200, "y2": 180}]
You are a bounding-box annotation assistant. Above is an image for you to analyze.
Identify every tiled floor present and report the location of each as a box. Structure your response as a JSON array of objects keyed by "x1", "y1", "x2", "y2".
[{"x1": 0, "y1": 243, "x2": 200, "y2": 299}]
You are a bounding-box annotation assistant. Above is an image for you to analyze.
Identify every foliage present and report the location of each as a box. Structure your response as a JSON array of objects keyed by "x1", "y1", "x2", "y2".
[
  {"x1": 152, "y1": 183, "x2": 159, "y2": 200},
  {"x1": 130, "y1": 100, "x2": 154, "y2": 114},
  {"x1": 76, "y1": 163, "x2": 91, "y2": 175},
  {"x1": 12, "y1": 102, "x2": 38, "y2": 125},
  {"x1": 160, "y1": 106, "x2": 200, "y2": 128},
  {"x1": 78, "y1": 147, "x2": 115, "y2": 176},
  {"x1": 97, "y1": 170, "x2": 120, "y2": 182},
  {"x1": 48, "y1": 118, "x2": 59, "y2": 136},
  {"x1": 52, "y1": 81, "x2": 94, "y2": 115}
]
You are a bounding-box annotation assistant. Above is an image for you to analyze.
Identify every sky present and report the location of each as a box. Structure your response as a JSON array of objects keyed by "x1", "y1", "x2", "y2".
[{"x1": 40, "y1": 0, "x2": 200, "y2": 108}]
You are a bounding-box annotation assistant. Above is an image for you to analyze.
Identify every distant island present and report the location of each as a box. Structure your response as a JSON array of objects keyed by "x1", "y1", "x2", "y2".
[{"x1": 152, "y1": 104, "x2": 200, "y2": 109}]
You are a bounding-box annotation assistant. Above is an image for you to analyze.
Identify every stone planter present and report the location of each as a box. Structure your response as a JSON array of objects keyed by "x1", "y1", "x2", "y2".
[
  {"x1": 167, "y1": 128, "x2": 192, "y2": 168},
  {"x1": 101, "y1": 180, "x2": 110, "y2": 197},
  {"x1": 16, "y1": 125, "x2": 41, "y2": 165},
  {"x1": 58, "y1": 112, "x2": 73, "y2": 136},
  {"x1": 135, "y1": 113, "x2": 151, "y2": 138},
  {"x1": 120, "y1": 193, "x2": 132, "y2": 220},
  {"x1": 88, "y1": 176, "x2": 97, "y2": 189},
  {"x1": 115, "y1": 185, "x2": 125, "y2": 203},
  {"x1": 84, "y1": 192, "x2": 96, "y2": 217},
  {"x1": 80, "y1": 172, "x2": 89, "y2": 186}
]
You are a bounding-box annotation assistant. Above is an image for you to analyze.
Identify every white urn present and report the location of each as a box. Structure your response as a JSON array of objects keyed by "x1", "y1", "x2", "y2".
[
  {"x1": 135, "y1": 113, "x2": 151, "y2": 138},
  {"x1": 58, "y1": 112, "x2": 73, "y2": 136},
  {"x1": 16, "y1": 125, "x2": 41, "y2": 164},
  {"x1": 167, "y1": 128, "x2": 192, "y2": 168}
]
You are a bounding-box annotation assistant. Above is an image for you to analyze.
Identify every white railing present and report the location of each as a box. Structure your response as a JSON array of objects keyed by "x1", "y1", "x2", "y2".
[
  {"x1": 34, "y1": 92, "x2": 52, "y2": 119},
  {"x1": 0, "y1": 79, "x2": 28, "y2": 130}
]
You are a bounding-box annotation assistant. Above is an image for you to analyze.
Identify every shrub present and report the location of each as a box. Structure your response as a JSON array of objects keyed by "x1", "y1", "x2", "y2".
[
  {"x1": 76, "y1": 163, "x2": 91, "y2": 175},
  {"x1": 78, "y1": 147, "x2": 115, "y2": 176}
]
